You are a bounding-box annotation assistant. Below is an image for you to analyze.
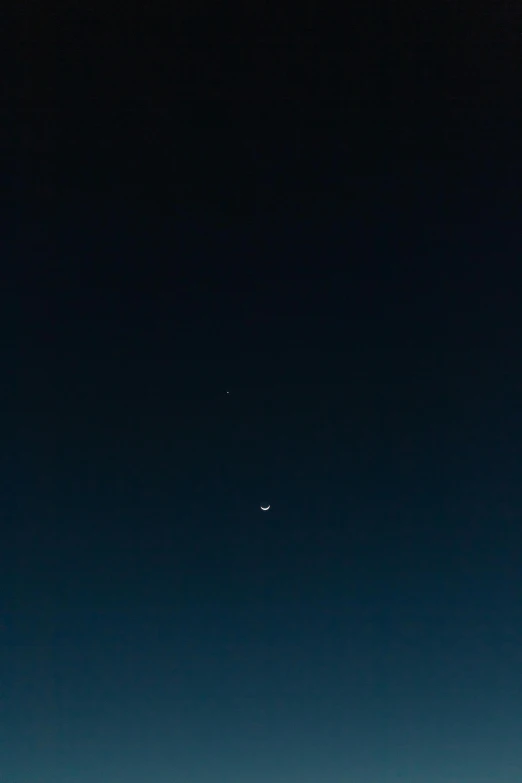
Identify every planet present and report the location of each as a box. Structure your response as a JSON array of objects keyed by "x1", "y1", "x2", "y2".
[{"x1": 260, "y1": 505, "x2": 270, "y2": 511}]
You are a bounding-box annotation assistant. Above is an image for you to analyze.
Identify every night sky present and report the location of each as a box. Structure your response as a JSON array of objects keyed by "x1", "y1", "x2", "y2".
[{"x1": 3, "y1": 6, "x2": 522, "y2": 782}]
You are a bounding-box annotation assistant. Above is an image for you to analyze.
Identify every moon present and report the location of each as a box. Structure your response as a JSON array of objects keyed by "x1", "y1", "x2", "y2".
[{"x1": 260, "y1": 505, "x2": 270, "y2": 511}]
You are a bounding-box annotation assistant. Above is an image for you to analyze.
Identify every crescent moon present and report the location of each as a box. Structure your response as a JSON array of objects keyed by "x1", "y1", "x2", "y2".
[{"x1": 260, "y1": 505, "x2": 270, "y2": 511}]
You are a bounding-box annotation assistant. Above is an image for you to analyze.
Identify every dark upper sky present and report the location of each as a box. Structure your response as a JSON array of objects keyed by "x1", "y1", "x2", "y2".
[{"x1": 3, "y1": 5, "x2": 522, "y2": 782}]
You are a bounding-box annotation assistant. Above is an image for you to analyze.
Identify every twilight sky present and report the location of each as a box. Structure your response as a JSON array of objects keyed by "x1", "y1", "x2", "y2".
[{"x1": 3, "y1": 6, "x2": 522, "y2": 782}]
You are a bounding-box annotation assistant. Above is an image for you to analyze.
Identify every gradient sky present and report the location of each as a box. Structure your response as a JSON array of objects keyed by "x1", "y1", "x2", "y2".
[{"x1": 3, "y1": 7, "x2": 522, "y2": 782}]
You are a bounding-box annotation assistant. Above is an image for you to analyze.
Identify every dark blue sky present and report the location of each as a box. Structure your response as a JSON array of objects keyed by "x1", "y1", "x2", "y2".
[
  {"x1": 3, "y1": 6, "x2": 522, "y2": 782},
  {"x1": 4, "y1": 187, "x2": 522, "y2": 782}
]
